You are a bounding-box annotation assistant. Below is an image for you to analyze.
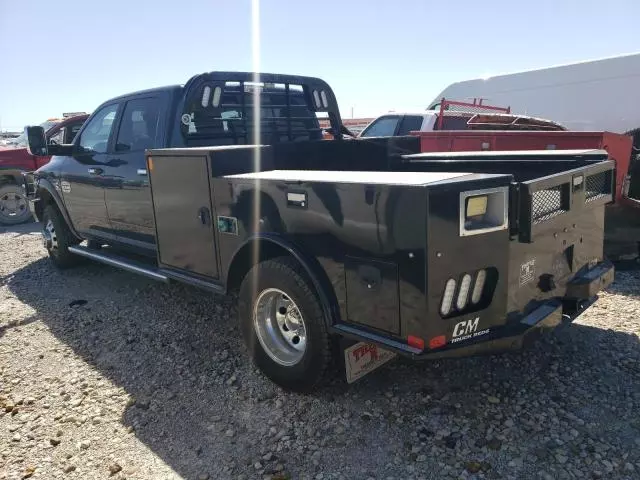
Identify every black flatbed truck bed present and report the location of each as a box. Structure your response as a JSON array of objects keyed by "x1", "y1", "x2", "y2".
[{"x1": 90, "y1": 144, "x2": 613, "y2": 389}]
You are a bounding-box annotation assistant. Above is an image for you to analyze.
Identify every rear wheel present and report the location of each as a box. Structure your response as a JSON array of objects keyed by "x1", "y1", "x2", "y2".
[
  {"x1": 238, "y1": 257, "x2": 331, "y2": 391},
  {"x1": 0, "y1": 184, "x2": 32, "y2": 225},
  {"x1": 42, "y1": 204, "x2": 81, "y2": 268}
]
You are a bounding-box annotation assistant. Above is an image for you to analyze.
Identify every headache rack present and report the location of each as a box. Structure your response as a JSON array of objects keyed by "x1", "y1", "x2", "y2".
[
  {"x1": 181, "y1": 72, "x2": 343, "y2": 146},
  {"x1": 437, "y1": 97, "x2": 511, "y2": 130}
]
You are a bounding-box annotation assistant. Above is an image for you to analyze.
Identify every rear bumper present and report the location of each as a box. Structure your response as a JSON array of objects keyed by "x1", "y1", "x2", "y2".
[
  {"x1": 420, "y1": 260, "x2": 614, "y2": 360},
  {"x1": 333, "y1": 260, "x2": 615, "y2": 360}
]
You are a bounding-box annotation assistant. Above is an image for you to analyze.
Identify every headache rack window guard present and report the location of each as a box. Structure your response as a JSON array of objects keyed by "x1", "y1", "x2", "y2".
[
  {"x1": 180, "y1": 72, "x2": 343, "y2": 146},
  {"x1": 517, "y1": 160, "x2": 614, "y2": 243}
]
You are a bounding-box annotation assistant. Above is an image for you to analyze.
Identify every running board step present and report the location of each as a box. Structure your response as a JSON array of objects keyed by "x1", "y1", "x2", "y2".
[{"x1": 68, "y1": 245, "x2": 169, "y2": 283}]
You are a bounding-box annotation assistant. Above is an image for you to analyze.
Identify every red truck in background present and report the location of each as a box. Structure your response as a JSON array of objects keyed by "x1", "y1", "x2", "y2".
[{"x1": 0, "y1": 114, "x2": 88, "y2": 225}]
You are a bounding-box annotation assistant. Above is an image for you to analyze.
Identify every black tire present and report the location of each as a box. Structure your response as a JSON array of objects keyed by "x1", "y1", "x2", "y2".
[
  {"x1": 42, "y1": 204, "x2": 81, "y2": 269},
  {"x1": 238, "y1": 256, "x2": 331, "y2": 392},
  {"x1": 0, "y1": 184, "x2": 32, "y2": 226}
]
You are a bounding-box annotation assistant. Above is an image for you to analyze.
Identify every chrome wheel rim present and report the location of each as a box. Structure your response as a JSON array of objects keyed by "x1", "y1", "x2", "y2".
[
  {"x1": 44, "y1": 219, "x2": 58, "y2": 251},
  {"x1": 253, "y1": 288, "x2": 307, "y2": 366},
  {"x1": 0, "y1": 189, "x2": 28, "y2": 221}
]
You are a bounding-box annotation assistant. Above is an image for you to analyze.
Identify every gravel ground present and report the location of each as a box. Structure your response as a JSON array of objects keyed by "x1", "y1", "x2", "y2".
[{"x1": 1, "y1": 223, "x2": 639, "y2": 480}]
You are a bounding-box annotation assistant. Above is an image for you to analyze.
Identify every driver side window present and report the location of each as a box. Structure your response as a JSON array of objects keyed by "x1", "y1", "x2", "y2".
[{"x1": 78, "y1": 104, "x2": 118, "y2": 154}]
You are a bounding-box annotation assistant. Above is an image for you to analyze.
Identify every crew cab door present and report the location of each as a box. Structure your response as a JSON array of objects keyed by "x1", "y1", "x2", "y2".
[
  {"x1": 103, "y1": 96, "x2": 162, "y2": 251},
  {"x1": 61, "y1": 104, "x2": 119, "y2": 237}
]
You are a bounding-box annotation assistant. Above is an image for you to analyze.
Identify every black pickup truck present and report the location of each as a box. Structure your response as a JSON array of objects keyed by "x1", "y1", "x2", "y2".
[{"x1": 24, "y1": 71, "x2": 615, "y2": 391}]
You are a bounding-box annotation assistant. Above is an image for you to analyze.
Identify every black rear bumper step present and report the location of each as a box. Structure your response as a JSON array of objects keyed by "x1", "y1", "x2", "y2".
[
  {"x1": 332, "y1": 260, "x2": 613, "y2": 361},
  {"x1": 68, "y1": 245, "x2": 169, "y2": 283},
  {"x1": 566, "y1": 261, "x2": 615, "y2": 299},
  {"x1": 332, "y1": 324, "x2": 423, "y2": 356}
]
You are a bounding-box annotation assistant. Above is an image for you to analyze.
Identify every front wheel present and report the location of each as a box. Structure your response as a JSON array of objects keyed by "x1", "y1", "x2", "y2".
[
  {"x1": 238, "y1": 257, "x2": 332, "y2": 392},
  {"x1": 41, "y1": 204, "x2": 81, "y2": 269},
  {"x1": 0, "y1": 184, "x2": 32, "y2": 225}
]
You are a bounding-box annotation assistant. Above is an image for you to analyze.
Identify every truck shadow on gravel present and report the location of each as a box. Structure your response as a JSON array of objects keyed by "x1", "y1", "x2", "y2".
[
  {"x1": 0, "y1": 220, "x2": 39, "y2": 236},
  {"x1": 7, "y1": 257, "x2": 640, "y2": 480}
]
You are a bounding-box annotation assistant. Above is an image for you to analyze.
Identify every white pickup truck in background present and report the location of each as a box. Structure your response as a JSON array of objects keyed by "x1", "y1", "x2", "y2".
[{"x1": 358, "y1": 98, "x2": 566, "y2": 138}]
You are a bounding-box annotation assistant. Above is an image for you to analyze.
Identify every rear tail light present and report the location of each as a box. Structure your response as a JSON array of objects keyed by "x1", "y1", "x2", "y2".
[
  {"x1": 429, "y1": 335, "x2": 446, "y2": 349},
  {"x1": 440, "y1": 268, "x2": 495, "y2": 318},
  {"x1": 471, "y1": 269, "x2": 487, "y2": 304},
  {"x1": 407, "y1": 335, "x2": 425, "y2": 350},
  {"x1": 456, "y1": 274, "x2": 472, "y2": 310},
  {"x1": 440, "y1": 278, "x2": 457, "y2": 316}
]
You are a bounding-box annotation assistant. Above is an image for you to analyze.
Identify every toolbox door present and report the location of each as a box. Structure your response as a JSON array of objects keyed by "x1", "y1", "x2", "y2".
[{"x1": 149, "y1": 154, "x2": 219, "y2": 279}]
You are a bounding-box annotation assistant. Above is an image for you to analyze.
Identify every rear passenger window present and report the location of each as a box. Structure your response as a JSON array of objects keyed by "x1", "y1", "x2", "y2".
[
  {"x1": 115, "y1": 98, "x2": 159, "y2": 152},
  {"x1": 397, "y1": 115, "x2": 423, "y2": 135}
]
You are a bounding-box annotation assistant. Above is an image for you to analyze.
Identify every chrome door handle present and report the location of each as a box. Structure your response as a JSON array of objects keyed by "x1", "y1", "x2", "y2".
[
  {"x1": 88, "y1": 167, "x2": 103, "y2": 175},
  {"x1": 137, "y1": 169, "x2": 147, "y2": 176}
]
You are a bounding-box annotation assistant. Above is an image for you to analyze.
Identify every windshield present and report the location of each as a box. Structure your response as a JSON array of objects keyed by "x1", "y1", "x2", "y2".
[{"x1": 8, "y1": 120, "x2": 60, "y2": 147}]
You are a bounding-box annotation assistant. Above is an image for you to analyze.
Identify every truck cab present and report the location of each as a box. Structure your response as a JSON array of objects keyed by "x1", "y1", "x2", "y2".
[{"x1": 25, "y1": 72, "x2": 330, "y2": 255}]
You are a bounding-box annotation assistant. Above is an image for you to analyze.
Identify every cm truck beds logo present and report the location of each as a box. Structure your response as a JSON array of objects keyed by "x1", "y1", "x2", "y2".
[{"x1": 451, "y1": 317, "x2": 490, "y2": 344}]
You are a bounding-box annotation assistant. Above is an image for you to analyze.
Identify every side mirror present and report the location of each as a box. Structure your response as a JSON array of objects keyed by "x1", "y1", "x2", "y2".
[{"x1": 25, "y1": 126, "x2": 48, "y2": 156}]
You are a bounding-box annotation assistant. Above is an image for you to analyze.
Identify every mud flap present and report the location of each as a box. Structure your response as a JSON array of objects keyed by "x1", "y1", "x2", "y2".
[{"x1": 344, "y1": 342, "x2": 397, "y2": 384}]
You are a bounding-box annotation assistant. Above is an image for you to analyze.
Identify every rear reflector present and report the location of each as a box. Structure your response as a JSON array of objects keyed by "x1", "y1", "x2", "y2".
[
  {"x1": 456, "y1": 274, "x2": 472, "y2": 310},
  {"x1": 471, "y1": 269, "x2": 487, "y2": 304},
  {"x1": 407, "y1": 335, "x2": 425, "y2": 350},
  {"x1": 440, "y1": 278, "x2": 457, "y2": 316},
  {"x1": 429, "y1": 335, "x2": 446, "y2": 349}
]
